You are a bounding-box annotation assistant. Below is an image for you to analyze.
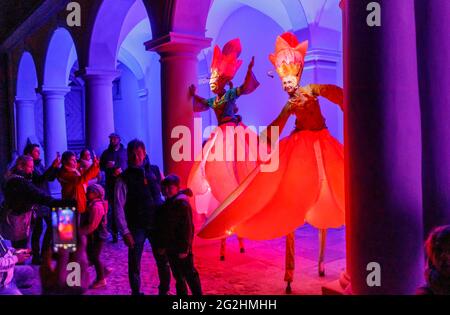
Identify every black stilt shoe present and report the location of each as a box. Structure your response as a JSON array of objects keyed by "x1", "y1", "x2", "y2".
[
  {"x1": 285, "y1": 282, "x2": 292, "y2": 294},
  {"x1": 318, "y1": 261, "x2": 325, "y2": 277}
]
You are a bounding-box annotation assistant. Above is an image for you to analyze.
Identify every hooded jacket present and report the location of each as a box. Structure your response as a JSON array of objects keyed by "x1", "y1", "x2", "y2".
[
  {"x1": 156, "y1": 189, "x2": 194, "y2": 254},
  {"x1": 81, "y1": 199, "x2": 109, "y2": 240}
]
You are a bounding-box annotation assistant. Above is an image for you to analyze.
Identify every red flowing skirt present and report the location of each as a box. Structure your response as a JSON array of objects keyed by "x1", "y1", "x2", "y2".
[
  {"x1": 198, "y1": 129, "x2": 345, "y2": 240},
  {"x1": 187, "y1": 122, "x2": 258, "y2": 216}
]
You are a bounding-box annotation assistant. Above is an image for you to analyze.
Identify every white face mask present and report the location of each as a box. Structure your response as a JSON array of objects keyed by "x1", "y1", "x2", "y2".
[
  {"x1": 282, "y1": 75, "x2": 299, "y2": 94},
  {"x1": 209, "y1": 69, "x2": 228, "y2": 94},
  {"x1": 209, "y1": 70, "x2": 219, "y2": 91}
]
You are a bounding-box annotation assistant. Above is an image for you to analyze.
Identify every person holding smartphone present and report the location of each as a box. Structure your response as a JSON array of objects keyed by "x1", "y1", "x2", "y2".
[
  {"x1": 0, "y1": 234, "x2": 34, "y2": 295},
  {"x1": 23, "y1": 143, "x2": 61, "y2": 265},
  {"x1": 1, "y1": 155, "x2": 67, "y2": 249},
  {"x1": 57, "y1": 151, "x2": 100, "y2": 214},
  {"x1": 78, "y1": 149, "x2": 102, "y2": 186}
]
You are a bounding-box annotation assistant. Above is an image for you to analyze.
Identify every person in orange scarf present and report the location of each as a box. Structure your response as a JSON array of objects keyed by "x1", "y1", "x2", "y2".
[
  {"x1": 198, "y1": 32, "x2": 345, "y2": 293},
  {"x1": 57, "y1": 151, "x2": 100, "y2": 213}
]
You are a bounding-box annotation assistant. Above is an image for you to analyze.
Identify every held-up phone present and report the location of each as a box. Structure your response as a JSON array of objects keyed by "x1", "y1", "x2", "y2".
[{"x1": 51, "y1": 207, "x2": 78, "y2": 252}]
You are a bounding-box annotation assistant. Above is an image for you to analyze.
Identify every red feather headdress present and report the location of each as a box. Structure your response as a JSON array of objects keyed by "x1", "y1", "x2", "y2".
[
  {"x1": 211, "y1": 38, "x2": 243, "y2": 81},
  {"x1": 269, "y1": 32, "x2": 308, "y2": 80}
]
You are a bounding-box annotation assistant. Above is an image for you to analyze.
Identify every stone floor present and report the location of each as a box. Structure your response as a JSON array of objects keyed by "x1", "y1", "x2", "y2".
[{"x1": 22, "y1": 224, "x2": 346, "y2": 295}]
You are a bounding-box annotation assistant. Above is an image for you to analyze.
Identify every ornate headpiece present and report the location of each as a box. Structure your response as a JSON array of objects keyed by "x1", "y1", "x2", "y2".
[
  {"x1": 269, "y1": 32, "x2": 308, "y2": 80},
  {"x1": 211, "y1": 38, "x2": 243, "y2": 81}
]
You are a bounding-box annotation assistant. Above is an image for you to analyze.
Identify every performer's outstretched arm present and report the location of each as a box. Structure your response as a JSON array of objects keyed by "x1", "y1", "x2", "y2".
[
  {"x1": 307, "y1": 84, "x2": 344, "y2": 111},
  {"x1": 189, "y1": 84, "x2": 209, "y2": 112},
  {"x1": 237, "y1": 56, "x2": 260, "y2": 96},
  {"x1": 261, "y1": 100, "x2": 293, "y2": 147}
]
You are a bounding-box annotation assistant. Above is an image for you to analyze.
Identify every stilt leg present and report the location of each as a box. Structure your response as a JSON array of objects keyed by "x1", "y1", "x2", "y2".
[
  {"x1": 318, "y1": 229, "x2": 327, "y2": 277},
  {"x1": 220, "y1": 238, "x2": 226, "y2": 261},
  {"x1": 284, "y1": 232, "x2": 295, "y2": 294},
  {"x1": 238, "y1": 237, "x2": 245, "y2": 253}
]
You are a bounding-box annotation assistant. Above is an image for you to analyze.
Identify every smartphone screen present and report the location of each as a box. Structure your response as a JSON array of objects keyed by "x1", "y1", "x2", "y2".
[{"x1": 51, "y1": 207, "x2": 78, "y2": 252}]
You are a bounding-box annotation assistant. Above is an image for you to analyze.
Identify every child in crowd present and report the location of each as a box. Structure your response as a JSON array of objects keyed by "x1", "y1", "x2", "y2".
[
  {"x1": 158, "y1": 175, "x2": 202, "y2": 296},
  {"x1": 81, "y1": 184, "x2": 111, "y2": 289}
]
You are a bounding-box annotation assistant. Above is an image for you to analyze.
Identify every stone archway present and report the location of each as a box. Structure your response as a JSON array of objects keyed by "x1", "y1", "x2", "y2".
[
  {"x1": 42, "y1": 27, "x2": 78, "y2": 164},
  {"x1": 143, "y1": 0, "x2": 213, "y2": 182},
  {"x1": 84, "y1": 0, "x2": 155, "y2": 153},
  {"x1": 15, "y1": 51, "x2": 39, "y2": 154}
]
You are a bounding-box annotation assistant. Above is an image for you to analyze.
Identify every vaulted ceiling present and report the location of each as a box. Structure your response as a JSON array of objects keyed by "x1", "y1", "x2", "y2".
[{"x1": 0, "y1": 0, "x2": 45, "y2": 44}]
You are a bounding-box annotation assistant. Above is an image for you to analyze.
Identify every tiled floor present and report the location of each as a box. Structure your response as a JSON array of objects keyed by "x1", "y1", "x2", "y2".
[{"x1": 22, "y1": 224, "x2": 346, "y2": 295}]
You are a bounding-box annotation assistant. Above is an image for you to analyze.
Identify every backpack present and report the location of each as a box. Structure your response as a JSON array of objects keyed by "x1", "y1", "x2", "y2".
[{"x1": 0, "y1": 208, "x2": 33, "y2": 242}]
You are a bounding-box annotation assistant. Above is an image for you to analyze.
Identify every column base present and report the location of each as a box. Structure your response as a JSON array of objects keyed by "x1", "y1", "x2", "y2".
[{"x1": 321, "y1": 270, "x2": 352, "y2": 295}]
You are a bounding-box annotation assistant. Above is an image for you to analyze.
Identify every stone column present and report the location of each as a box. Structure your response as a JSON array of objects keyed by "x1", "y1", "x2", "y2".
[
  {"x1": 342, "y1": 0, "x2": 423, "y2": 294},
  {"x1": 138, "y1": 88, "x2": 151, "y2": 150},
  {"x1": 40, "y1": 86, "x2": 70, "y2": 164},
  {"x1": 338, "y1": 0, "x2": 352, "y2": 294},
  {"x1": 15, "y1": 97, "x2": 37, "y2": 153},
  {"x1": 415, "y1": 0, "x2": 450, "y2": 237},
  {"x1": 81, "y1": 68, "x2": 120, "y2": 153},
  {"x1": 303, "y1": 48, "x2": 343, "y2": 141},
  {"x1": 145, "y1": 32, "x2": 211, "y2": 184}
]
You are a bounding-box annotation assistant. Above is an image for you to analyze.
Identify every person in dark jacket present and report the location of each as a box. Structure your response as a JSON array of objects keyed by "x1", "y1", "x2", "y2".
[
  {"x1": 158, "y1": 174, "x2": 202, "y2": 296},
  {"x1": 1, "y1": 156, "x2": 66, "y2": 249},
  {"x1": 114, "y1": 139, "x2": 170, "y2": 295},
  {"x1": 23, "y1": 143, "x2": 61, "y2": 265},
  {"x1": 100, "y1": 133, "x2": 127, "y2": 243}
]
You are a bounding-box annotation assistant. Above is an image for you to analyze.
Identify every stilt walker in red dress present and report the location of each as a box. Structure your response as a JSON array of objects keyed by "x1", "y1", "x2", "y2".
[
  {"x1": 198, "y1": 32, "x2": 345, "y2": 293},
  {"x1": 188, "y1": 38, "x2": 260, "y2": 261}
]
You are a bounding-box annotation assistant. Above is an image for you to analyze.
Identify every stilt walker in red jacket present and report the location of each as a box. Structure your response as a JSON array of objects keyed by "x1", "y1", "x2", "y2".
[{"x1": 199, "y1": 33, "x2": 345, "y2": 293}]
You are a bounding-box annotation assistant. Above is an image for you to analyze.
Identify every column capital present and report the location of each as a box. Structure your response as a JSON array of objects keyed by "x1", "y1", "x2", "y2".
[
  {"x1": 15, "y1": 97, "x2": 36, "y2": 105},
  {"x1": 77, "y1": 68, "x2": 121, "y2": 81},
  {"x1": 138, "y1": 88, "x2": 148, "y2": 98},
  {"x1": 38, "y1": 86, "x2": 71, "y2": 97},
  {"x1": 304, "y1": 48, "x2": 342, "y2": 70},
  {"x1": 145, "y1": 32, "x2": 212, "y2": 58}
]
